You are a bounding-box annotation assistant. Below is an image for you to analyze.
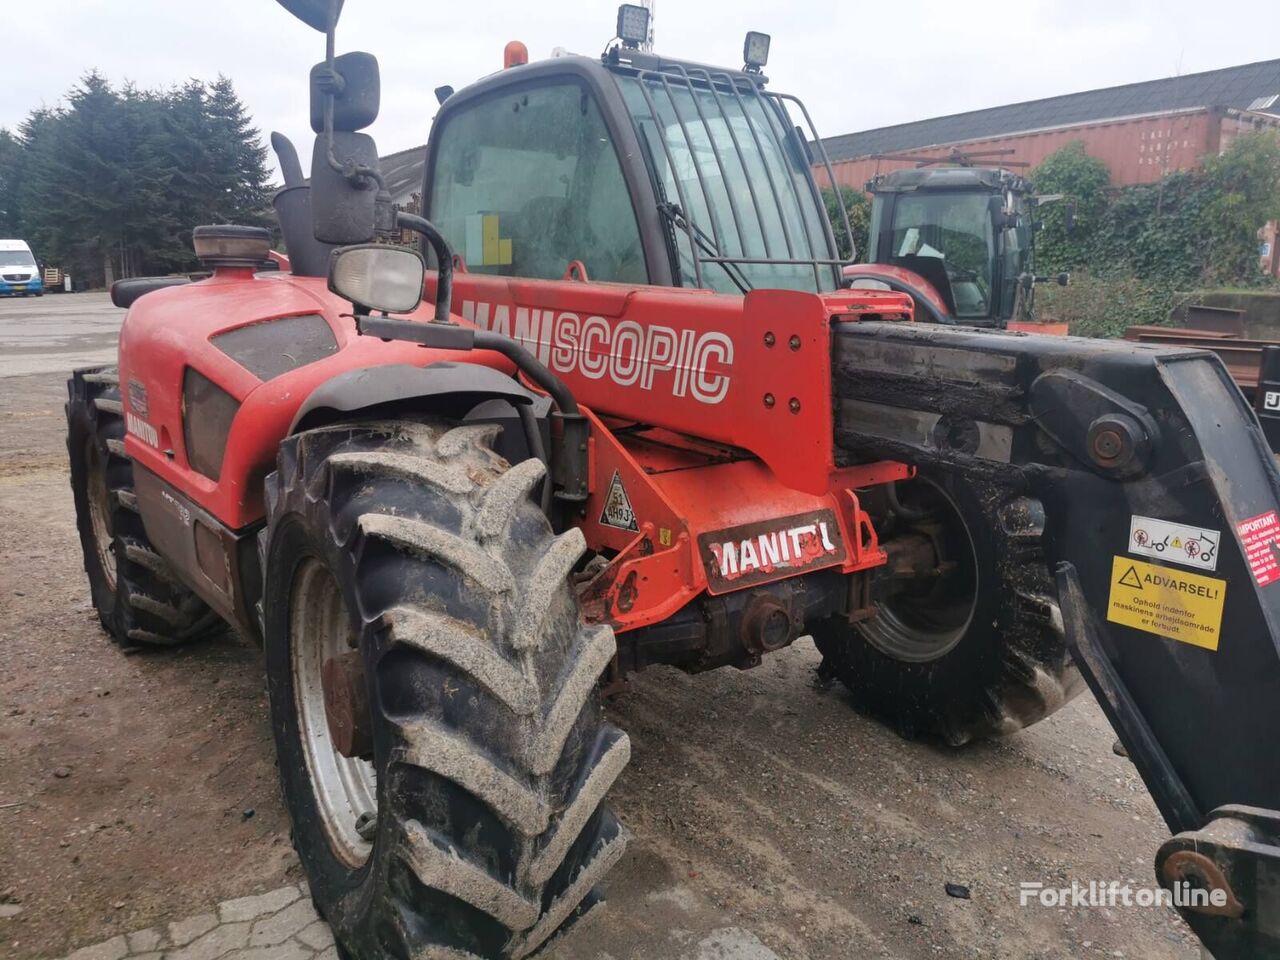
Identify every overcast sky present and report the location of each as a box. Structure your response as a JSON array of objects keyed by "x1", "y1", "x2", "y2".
[{"x1": 1, "y1": 0, "x2": 1274, "y2": 181}]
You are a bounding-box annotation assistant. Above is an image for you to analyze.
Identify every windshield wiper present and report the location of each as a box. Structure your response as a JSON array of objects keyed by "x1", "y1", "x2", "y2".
[{"x1": 658, "y1": 202, "x2": 753, "y2": 294}]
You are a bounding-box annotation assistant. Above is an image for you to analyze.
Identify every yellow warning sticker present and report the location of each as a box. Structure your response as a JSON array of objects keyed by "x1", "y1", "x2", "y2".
[{"x1": 1106, "y1": 556, "x2": 1226, "y2": 651}]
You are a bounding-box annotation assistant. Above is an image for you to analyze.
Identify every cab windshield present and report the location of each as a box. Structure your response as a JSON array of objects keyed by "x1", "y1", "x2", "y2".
[
  {"x1": 883, "y1": 193, "x2": 994, "y2": 319},
  {"x1": 0, "y1": 249, "x2": 36, "y2": 268},
  {"x1": 615, "y1": 72, "x2": 840, "y2": 293}
]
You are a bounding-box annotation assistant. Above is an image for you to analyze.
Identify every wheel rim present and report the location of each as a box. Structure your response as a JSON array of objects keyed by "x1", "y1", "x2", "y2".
[
  {"x1": 86, "y1": 436, "x2": 117, "y2": 592},
  {"x1": 290, "y1": 558, "x2": 376, "y2": 867},
  {"x1": 862, "y1": 478, "x2": 979, "y2": 663}
]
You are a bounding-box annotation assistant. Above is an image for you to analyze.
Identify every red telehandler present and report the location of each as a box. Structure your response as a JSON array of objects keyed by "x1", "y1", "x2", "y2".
[{"x1": 66, "y1": 1, "x2": 1280, "y2": 956}]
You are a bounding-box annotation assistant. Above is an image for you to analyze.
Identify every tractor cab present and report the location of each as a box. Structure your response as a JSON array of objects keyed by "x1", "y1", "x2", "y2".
[
  {"x1": 848, "y1": 165, "x2": 1041, "y2": 328},
  {"x1": 420, "y1": 19, "x2": 852, "y2": 296}
]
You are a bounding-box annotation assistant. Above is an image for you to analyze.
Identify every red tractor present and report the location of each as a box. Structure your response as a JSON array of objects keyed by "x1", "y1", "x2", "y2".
[
  {"x1": 66, "y1": 2, "x2": 1280, "y2": 957},
  {"x1": 846, "y1": 152, "x2": 1071, "y2": 331}
]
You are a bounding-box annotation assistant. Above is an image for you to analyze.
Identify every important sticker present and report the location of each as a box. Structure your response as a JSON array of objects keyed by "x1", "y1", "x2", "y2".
[
  {"x1": 1128, "y1": 514, "x2": 1220, "y2": 571},
  {"x1": 599, "y1": 470, "x2": 638, "y2": 532},
  {"x1": 1106, "y1": 556, "x2": 1225, "y2": 651},
  {"x1": 1236, "y1": 511, "x2": 1280, "y2": 587}
]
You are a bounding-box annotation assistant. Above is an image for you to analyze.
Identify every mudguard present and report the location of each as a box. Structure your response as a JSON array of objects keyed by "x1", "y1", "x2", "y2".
[
  {"x1": 289, "y1": 361, "x2": 537, "y2": 434},
  {"x1": 832, "y1": 322, "x2": 1280, "y2": 958}
]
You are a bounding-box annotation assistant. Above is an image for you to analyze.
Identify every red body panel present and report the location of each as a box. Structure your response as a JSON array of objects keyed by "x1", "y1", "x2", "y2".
[
  {"x1": 117, "y1": 268, "x2": 511, "y2": 529},
  {"x1": 436, "y1": 272, "x2": 912, "y2": 496},
  {"x1": 576, "y1": 410, "x2": 907, "y2": 629},
  {"x1": 119, "y1": 265, "x2": 913, "y2": 632},
  {"x1": 843, "y1": 263, "x2": 951, "y2": 318}
]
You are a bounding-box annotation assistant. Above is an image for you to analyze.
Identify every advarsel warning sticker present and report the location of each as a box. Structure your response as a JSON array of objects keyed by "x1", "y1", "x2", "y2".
[
  {"x1": 1106, "y1": 556, "x2": 1226, "y2": 651},
  {"x1": 1236, "y1": 510, "x2": 1280, "y2": 587}
]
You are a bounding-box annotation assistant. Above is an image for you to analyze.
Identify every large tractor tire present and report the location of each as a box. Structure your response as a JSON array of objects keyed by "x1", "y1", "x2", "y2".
[
  {"x1": 66, "y1": 366, "x2": 222, "y2": 647},
  {"x1": 262, "y1": 419, "x2": 630, "y2": 960},
  {"x1": 813, "y1": 469, "x2": 1082, "y2": 745}
]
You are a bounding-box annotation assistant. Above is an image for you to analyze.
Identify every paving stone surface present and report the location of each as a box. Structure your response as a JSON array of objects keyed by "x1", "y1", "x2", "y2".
[
  {"x1": 53, "y1": 885, "x2": 783, "y2": 960},
  {"x1": 54, "y1": 888, "x2": 322, "y2": 960}
]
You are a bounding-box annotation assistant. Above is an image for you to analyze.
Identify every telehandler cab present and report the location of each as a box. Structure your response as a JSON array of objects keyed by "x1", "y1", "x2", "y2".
[{"x1": 67, "y1": 1, "x2": 1280, "y2": 956}]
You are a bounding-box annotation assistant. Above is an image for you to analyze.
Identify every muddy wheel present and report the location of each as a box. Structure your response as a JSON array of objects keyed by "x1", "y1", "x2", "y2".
[
  {"x1": 262, "y1": 419, "x2": 630, "y2": 959},
  {"x1": 813, "y1": 469, "x2": 1081, "y2": 745},
  {"x1": 66, "y1": 366, "x2": 222, "y2": 647}
]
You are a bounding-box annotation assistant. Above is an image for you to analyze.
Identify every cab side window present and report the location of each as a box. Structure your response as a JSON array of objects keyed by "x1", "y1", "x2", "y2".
[{"x1": 429, "y1": 82, "x2": 648, "y2": 284}]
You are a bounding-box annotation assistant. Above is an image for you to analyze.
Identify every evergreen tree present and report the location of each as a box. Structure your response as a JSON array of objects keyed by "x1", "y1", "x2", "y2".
[
  {"x1": 0, "y1": 128, "x2": 21, "y2": 235},
  {"x1": 206, "y1": 76, "x2": 271, "y2": 226},
  {"x1": 5, "y1": 71, "x2": 272, "y2": 284}
]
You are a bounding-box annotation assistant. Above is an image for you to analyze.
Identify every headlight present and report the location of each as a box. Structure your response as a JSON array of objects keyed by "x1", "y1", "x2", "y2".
[{"x1": 328, "y1": 245, "x2": 426, "y2": 315}]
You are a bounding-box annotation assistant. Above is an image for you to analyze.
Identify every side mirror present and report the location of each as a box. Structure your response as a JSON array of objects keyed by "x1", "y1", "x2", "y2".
[
  {"x1": 274, "y1": 0, "x2": 342, "y2": 31},
  {"x1": 310, "y1": 52, "x2": 380, "y2": 133},
  {"x1": 311, "y1": 132, "x2": 381, "y2": 244},
  {"x1": 328, "y1": 245, "x2": 425, "y2": 314}
]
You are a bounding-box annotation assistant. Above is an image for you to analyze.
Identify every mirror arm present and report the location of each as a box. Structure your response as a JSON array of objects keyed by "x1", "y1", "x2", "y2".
[
  {"x1": 318, "y1": 0, "x2": 384, "y2": 193},
  {"x1": 322, "y1": 0, "x2": 339, "y2": 168},
  {"x1": 396, "y1": 212, "x2": 455, "y2": 323}
]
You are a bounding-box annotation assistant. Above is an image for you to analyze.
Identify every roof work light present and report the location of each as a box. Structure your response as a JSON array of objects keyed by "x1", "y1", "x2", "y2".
[
  {"x1": 743, "y1": 31, "x2": 771, "y2": 71},
  {"x1": 617, "y1": 4, "x2": 650, "y2": 48}
]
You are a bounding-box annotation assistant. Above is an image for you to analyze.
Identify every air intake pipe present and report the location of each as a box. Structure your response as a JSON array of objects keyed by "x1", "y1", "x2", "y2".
[{"x1": 271, "y1": 131, "x2": 336, "y2": 277}]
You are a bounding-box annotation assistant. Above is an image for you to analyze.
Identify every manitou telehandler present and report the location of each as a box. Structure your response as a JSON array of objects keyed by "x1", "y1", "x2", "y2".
[{"x1": 67, "y1": 1, "x2": 1280, "y2": 956}]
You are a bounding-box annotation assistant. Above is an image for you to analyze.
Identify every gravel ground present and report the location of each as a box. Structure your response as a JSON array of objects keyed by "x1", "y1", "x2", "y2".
[{"x1": 0, "y1": 294, "x2": 1200, "y2": 959}]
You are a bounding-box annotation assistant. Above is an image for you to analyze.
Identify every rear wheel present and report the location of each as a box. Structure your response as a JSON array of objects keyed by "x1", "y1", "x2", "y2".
[
  {"x1": 263, "y1": 418, "x2": 629, "y2": 959},
  {"x1": 66, "y1": 366, "x2": 222, "y2": 647},
  {"x1": 813, "y1": 469, "x2": 1081, "y2": 745}
]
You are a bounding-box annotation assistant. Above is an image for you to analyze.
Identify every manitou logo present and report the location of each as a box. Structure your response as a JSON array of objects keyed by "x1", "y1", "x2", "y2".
[
  {"x1": 460, "y1": 300, "x2": 733, "y2": 404},
  {"x1": 126, "y1": 411, "x2": 158, "y2": 448},
  {"x1": 699, "y1": 509, "x2": 848, "y2": 592}
]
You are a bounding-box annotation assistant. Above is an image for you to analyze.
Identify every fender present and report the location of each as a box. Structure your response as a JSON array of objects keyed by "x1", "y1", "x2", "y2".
[
  {"x1": 843, "y1": 265, "x2": 955, "y2": 326},
  {"x1": 289, "y1": 361, "x2": 538, "y2": 433}
]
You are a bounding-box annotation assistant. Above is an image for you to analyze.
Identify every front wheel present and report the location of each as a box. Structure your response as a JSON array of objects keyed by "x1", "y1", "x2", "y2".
[
  {"x1": 262, "y1": 418, "x2": 629, "y2": 959},
  {"x1": 813, "y1": 470, "x2": 1082, "y2": 745}
]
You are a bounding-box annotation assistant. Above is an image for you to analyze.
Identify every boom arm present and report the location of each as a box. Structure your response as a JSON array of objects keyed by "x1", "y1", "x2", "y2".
[{"x1": 833, "y1": 322, "x2": 1280, "y2": 957}]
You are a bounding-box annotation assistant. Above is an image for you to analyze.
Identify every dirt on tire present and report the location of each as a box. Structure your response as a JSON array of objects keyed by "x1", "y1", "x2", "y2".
[{"x1": 262, "y1": 419, "x2": 628, "y2": 958}]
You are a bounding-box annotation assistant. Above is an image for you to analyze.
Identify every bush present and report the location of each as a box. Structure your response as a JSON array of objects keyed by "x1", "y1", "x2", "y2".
[
  {"x1": 1031, "y1": 141, "x2": 1111, "y2": 271},
  {"x1": 1030, "y1": 134, "x2": 1280, "y2": 336},
  {"x1": 1034, "y1": 134, "x2": 1280, "y2": 290},
  {"x1": 1035, "y1": 270, "x2": 1188, "y2": 338},
  {"x1": 821, "y1": 185, "x2": 870, "y2": 262}
]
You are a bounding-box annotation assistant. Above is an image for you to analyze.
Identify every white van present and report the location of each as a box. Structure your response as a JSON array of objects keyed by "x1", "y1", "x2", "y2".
[{"x1": 0, "y1": 240, "x2": 43, "y2": 297}]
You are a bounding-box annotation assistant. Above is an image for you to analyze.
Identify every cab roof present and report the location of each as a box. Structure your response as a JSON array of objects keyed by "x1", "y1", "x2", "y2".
[{"x1": 867, "y1": 167, "x2": 1031, "y2": 195}]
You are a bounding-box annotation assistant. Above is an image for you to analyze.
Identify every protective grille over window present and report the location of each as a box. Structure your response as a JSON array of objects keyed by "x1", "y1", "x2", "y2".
[{"x1": 617, "y1": 68, "x2": 845, "y2": 293}]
